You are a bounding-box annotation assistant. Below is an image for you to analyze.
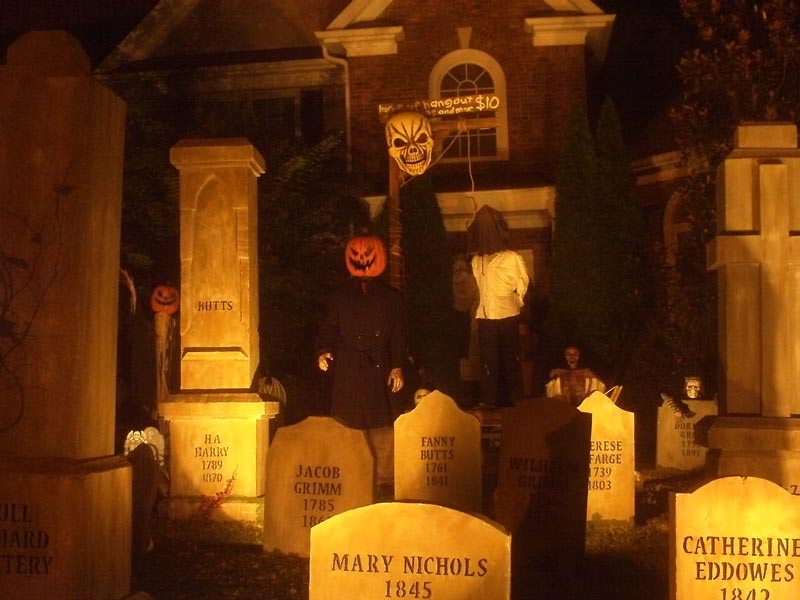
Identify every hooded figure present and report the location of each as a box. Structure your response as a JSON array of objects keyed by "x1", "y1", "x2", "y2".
[{"x1": 468, "y1": 205, "x2": 530, "y2": 407}]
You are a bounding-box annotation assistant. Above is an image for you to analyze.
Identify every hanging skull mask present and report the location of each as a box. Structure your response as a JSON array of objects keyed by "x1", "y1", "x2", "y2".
[{"x1": 385, "y1": 111, "x2": 434, "y2": 176}]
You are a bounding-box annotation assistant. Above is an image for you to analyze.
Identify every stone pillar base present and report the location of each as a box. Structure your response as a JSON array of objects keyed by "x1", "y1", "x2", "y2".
[
  {"x1": 0, "y1": 456, "x2": 131, "y2": 600},
  {"x1": 697, "y1": 415, "x2": 800, "y2": 492},
  {"x1": 159, "y1": 393, "x2": 279, "y2": 522}
]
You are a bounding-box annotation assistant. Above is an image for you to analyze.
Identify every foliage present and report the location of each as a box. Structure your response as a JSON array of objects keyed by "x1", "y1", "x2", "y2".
[
  {"x1": 658, "y1": 0, "x2": 800, "y2": 393},
  {"x1": 399, "y1": 173, "x2": 461, "y2": 396},
  {"x1": 545, "y1": 100, "x2": 645, "y2": 380}
]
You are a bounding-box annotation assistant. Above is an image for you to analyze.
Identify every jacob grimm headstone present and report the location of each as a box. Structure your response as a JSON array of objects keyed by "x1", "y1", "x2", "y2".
[
  {"x1": 0, "y1": 31, "x2": 130, "y2": 599},
  {"x1": 578, "y1": 391, "x2": 635, "y2": 523},
  {"x1": 670, "y1": 476, "x2": 800, "y2": 600},
  {"x1": 263, "y1": 417, "x2": 373, "y2": 557},
  {"x1": 160, "y1": 138, "x2": 279, "y2": 521},
  {"x1": 394, "y1": 391, "x2": 482, "y2": 513},
  {"x1": 309, "y1": 503, "x2": 510, "y2": 599}
]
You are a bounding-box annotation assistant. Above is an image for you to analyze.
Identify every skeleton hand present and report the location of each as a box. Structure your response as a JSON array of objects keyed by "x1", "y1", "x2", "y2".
[
  {"x1": 387, "y1": 367, "x2": 404, "y2": 393},
  {"x1": 318, "y1": 352, "x2": 333, "y2": 372}
]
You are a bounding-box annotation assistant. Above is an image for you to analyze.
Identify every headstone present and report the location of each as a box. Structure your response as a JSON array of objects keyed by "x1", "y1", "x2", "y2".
[
  {"x1": 0, "y1": 31, "x2": 130, "y2": 599},
  {"x1": 657, "y1": 399, "x2": 718, "y2": 470},
  {"x1": 578, "y1": 391, "x2": 635, "y2": 523},
  {"x1": 394, "y1": 390, "x2": 482, "y2": 513},
  {"x1": 702, "y1": 122, "x2": 800, "y2": 489},
  {"x1": 263, "y1": 417, "x2": 373, "y2": 557},
  {"x1": 670, "y1": 476, "x2": 800, "y2": 600},
  {"x1": 309, "y1": 503, "x2": 511, "y2": 600},
  {"x1": 160, "y1": 138, "x2": 280, "y2": 522}
]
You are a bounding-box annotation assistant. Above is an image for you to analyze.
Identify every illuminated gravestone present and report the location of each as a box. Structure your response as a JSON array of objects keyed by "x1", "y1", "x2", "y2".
[
  {"x1": 309, "y1": 503, "x2": 511, "y2": 600},
  {"x1": 578, "y1": 391, "x2": 635, "y2": 523},
  {"x1": 263, "y1": 417, "x2": 373, "y2": 557},
  {"x1": 160, "y1": 139, "x2": 279, "y2": 521},
  {"x1": 701, "y1": 123, "x2": 800, "y2": 490},
  {"x1": 0, "y1": 31, "x2": 130, "y2": 599},
  {"x1": 657, "y1": 399, "x2": 718, "y2": 471},
  {"x1": 671, "y1": 476, "x2": 800, "y2": 600},
  {"x1": 493, "y1": 398, "x2": 591, "y2": 593},
  {"x1": 394, "y1": 390, "x2": 482, "y2": 513}
]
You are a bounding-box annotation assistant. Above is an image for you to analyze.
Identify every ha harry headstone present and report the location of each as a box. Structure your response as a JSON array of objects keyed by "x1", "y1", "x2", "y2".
[
  {"x1": 394, "y1": 390, "x2": 482, "y2": 513},
  {"x1": 160, "y1": 138, "x2": 280, "y2": 522},
  {"x1": 309, "y1": 503, "x2": 510, "y2": 600},
  {"x1": 263, "y1": 417, "x2": 373, "y2": 557},
  {"x1": 578, "y1": 391, "x2": 635, "y2": 523},
  {"x1": 670, "y1": 476, "x2": 800, "y2": 600},
  {"x1": 0, "y1": 31, "x2": 130, "y2": 600}
]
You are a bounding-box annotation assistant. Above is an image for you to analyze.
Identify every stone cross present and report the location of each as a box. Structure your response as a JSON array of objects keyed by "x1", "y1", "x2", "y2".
[{"x1": 707, "y1": 123, "x2": 800, "y2": 417}]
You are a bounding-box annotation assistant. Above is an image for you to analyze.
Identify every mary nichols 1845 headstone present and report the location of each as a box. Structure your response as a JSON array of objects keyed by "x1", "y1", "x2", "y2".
[
  {"x1": 263, "y1": 417, "x2": 373, "y2": 557},
  {"x1": 309, "y1": 503, "x2": 510, "y2": 599},
  {"x1": 394, "y1": 390, "x2": 482, "y2": 513},
  {"x1": 671, "y1": 476, "x2": 800, "y2": 600}
]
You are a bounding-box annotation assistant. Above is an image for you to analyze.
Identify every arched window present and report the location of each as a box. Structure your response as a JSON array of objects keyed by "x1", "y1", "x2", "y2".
[{"x1": 429, "y1": 49, "x2": 508, "y2": 162}]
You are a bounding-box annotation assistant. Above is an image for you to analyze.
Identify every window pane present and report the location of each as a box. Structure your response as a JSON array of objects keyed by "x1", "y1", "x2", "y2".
[{"x1": 439, "y1": 63, "x2": 497, "y2": 159}]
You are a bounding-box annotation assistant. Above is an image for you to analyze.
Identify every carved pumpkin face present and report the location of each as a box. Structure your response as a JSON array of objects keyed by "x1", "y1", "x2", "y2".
[
  {"x1": 345, "y1": 235, "x2": 386, "y2": 278},
  {"x1": 150, "y1": 285, "x2": 179, "y2": 315}
]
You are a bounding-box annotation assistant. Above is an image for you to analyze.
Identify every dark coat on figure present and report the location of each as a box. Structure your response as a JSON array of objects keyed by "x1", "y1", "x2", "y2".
[{"x1": 316, "y1": 278, "x2": 405, "y2": 429}]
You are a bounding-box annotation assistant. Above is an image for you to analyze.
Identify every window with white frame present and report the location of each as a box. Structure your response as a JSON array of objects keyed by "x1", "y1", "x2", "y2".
[{"x1": 429, "y1": 49, "x2": 508, "y2": 162}]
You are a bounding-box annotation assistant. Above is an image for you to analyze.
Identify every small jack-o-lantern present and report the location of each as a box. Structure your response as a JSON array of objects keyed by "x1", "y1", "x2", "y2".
[
  {"x1": 150, "y1": 284, "x2": 179, "y2": 315},
  {"x1": 385, "y1": 111, "x2": 434, "y2": 176},
  {"x1": 345, "y1": 234, "x2": 387, "y2": 278}
]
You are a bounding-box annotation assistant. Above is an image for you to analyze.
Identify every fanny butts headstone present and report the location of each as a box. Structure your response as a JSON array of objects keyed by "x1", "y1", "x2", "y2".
[
  {"x1": 670, "y1": 476, "x2": 800, "y2": 600},
  {"x1": 159, "y1": 138, "x2": 280, "y2": 522},
  {"x1": 263, "y1": 417, "x2": 373, "y2": 557},
  {"x1": 394, "y1": 390, "x2": 482, "y2": 513},
  {"x1": 578, "y1": 390, "x2": 635, "y2": 523},
  {"x1": 309, "y1": 503, "x2": 511, "y2": 599},
  {"x1": 0, "y1": 31, "x2": 131, "y2": 599}
]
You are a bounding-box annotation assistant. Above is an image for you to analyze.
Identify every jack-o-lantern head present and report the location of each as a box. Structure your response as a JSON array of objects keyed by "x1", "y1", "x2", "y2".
[
  {"x1": 345, "y1": 234, "x2": 387, "y2": 278},
  {"x1": 385, "y1": 111, "x2": 434, "y2": 176},
  {"x1": 150, "y1": 284, "x2": 179, "y2": 315}
]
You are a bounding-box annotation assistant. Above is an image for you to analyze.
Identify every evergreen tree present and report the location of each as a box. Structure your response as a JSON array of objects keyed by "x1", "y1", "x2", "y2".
[
  {"x1": 399, "y1": 173, "x2": 460, "y2": 397},
  {"x1": 546, "y1": 101, "x2": 644, "y2": 379}
]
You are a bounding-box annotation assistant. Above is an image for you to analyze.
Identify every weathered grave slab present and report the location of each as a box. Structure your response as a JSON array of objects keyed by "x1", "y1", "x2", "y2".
[
  {"x1": 309, "y1": 503, "x2": 510, "y2": 599},
  {"x1": 578, "y1": 391, "x2": 635, "y2": 523},
  {"x1": 494, "y1": 398, "x2": 591, "y2": 555},
  {"x1": 670, "y1": 476, "x2": 800, "y2": 600},
  {"x1": 160, "y1": 394, "x2": 279, "y2": 521},
  {"x1": 263, "y1": 417, "x2": 373, "y2": 557},
  {"x1": 658, "y1": 400, "x2": 718, "y2": 470},
  {"x1": 394, "y1": 390, "x2": 482, "y2": 512}
]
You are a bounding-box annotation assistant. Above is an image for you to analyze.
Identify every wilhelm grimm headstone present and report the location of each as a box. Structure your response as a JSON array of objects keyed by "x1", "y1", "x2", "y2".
[
  {"x1": 263, "y1": 417, "x2": 373, "y2": 557},
  {"x1": 670, "y1": 476, "x2": 800, "y2": 600},
  {"x1": 309, "y1": 503, "x2": 510, "y2": 599},
  {"x1": 394, "y1": 391, "x2": 482, "y2": 512},
  {"x1": 0, "y1": 31, "x2": 130, "y2": 600},
  {"x1": 578, "y1": 391, "x2": 635, "y2": 523}
]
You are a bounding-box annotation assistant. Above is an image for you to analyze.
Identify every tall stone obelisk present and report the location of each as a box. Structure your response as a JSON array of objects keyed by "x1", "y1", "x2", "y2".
[
  {"x1": 160, "y1": 139, "x2": 279, "y2": 521},
  {"x1": 701, "y1": 122, "x2": 800, "y2": 488},
  {"x1": 0, "y1": 32, "x2": 130, "y2": 599}
]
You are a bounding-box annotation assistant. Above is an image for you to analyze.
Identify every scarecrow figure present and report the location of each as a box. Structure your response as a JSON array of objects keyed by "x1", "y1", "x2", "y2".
[{"x1": 316, "y1": 232, "x2": 405, "y2": 493}]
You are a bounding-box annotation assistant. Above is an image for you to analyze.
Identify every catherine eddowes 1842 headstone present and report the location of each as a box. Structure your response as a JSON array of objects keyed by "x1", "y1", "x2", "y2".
[
  {"x1": 670, "y1": 476, "x2": 800, "y2": 600},
  {"x1": 578, "y1": 391, "x2": 635, "y2": 523},
  {"x1": 0, "y1": 31, "x2": 131, "y2": 600},
  {"x1": 263, "y1": 417, "x2": 373, "y2": 557},
  {"x1": 394, "y1": 390, "x2": 482, "y2": 512},
  {"x1": 309, "y1": 503, "x2": 510, "y2": 599}
]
